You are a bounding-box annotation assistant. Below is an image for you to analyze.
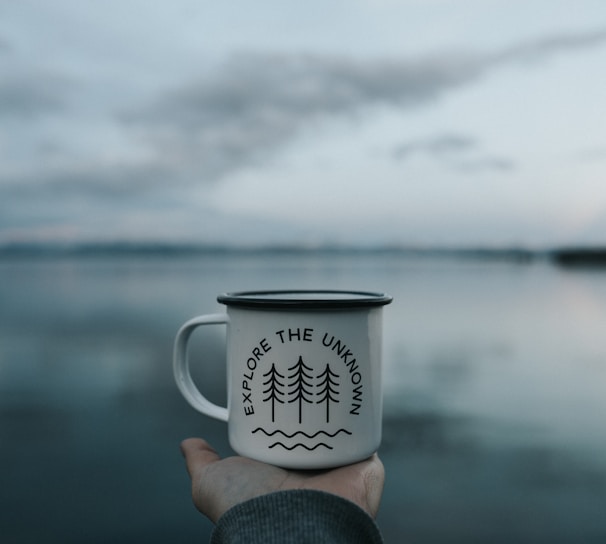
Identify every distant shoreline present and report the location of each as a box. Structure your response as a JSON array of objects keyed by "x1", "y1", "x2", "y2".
[
  {"x1": 549, "y1": 247, "x2": 606, "y2": 267},
  {"x1": 1, "y1": 242, "x2": 605, "y2": 266}
]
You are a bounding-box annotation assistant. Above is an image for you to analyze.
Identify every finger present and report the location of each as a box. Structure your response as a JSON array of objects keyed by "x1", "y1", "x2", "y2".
[
  {"x1": 180, "y1": 438, "x2": 222, "y2": 479},
  {"x1": 362, "y1": 454, "x2": 385, "y2": 518}
]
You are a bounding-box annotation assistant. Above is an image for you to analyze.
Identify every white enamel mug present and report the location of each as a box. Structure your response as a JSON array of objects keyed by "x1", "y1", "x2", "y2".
[{"x1": 173, "y1": 290, "x2": 392, "y2": 469}]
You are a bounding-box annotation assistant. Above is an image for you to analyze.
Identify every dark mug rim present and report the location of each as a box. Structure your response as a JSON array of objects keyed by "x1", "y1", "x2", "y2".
[{"x1": 217, "y1": 289, "x2": 393, "y2": 309}]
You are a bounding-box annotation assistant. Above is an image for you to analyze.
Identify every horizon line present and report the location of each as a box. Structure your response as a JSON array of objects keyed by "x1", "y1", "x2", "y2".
[{"x1": 1, "y1": 240, "x2": 605, "y2": 266}]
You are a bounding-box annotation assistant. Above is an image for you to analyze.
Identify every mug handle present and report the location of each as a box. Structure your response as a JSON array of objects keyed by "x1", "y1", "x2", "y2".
[{"x1": 173, "y1": 314, "x2": 229, "y2": 422}]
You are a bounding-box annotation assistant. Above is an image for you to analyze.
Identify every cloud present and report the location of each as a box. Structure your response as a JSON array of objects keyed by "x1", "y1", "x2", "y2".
[
  {"x1": 0, "y1": 77, "x2": 68, "y2": 118},
  {"x1": 451, "y1": 156, "x2": 516, "y2": 173},
  {"x1": 0, "y1": 37, "x2": 10, "y2": 53},
  {"x1": 3, "y1": 161, "x2": 170, "y2": 200},
  {"x1": 0, "y1": 31, "x2": 73, "y2": 118},
  {"x1": 392, "y1": 133, "x2": 515, "y2": 173},
  {"x1": 393, "y1": 134, "x2": 476, "y2": 159},
  {"x1": 121, "y1": 52, "x2": 482, "y2": 184},
  {"x1": 0, "y1": 154, "x2": 189, "y2": 242},
  {"x1": 1, "y1": 25, "x2": 605, "y2": 242},
  {"x1": 491, "y1": 27, "x2": 606, "y2": 64},
  {"x1": 121, "y1": 27, "x2": 606, "y2": 184}
]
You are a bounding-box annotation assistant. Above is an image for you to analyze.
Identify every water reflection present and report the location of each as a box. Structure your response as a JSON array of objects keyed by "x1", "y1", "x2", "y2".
[{"x1": 1, "y1": 253, "x2": 606, "y2": 543}]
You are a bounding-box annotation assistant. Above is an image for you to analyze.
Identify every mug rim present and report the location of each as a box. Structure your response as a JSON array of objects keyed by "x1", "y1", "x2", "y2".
[{"x1": 217, "y1": 289, "x2": 393, "y2": 309}]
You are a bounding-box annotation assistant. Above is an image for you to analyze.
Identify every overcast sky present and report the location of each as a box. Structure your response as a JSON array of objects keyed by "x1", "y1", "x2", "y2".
[{"x1": 2, "y1": 0, "x2": 606, "y2": 247}]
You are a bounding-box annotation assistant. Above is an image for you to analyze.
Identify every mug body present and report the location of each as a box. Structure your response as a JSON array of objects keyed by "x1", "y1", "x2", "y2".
[{"x1": 222, "y1": 291, "x2": 388, "y2": 469}]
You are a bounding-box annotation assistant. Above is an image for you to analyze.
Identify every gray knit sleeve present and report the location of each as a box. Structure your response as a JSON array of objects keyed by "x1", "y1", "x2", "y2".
[{"x1": 210, "y1": 489, "x2": 383, "y2": 544}]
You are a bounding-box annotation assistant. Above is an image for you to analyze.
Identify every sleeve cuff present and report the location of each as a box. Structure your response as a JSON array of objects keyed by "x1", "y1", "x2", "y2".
[{"x1": 211, "y1": 489, "x2": 383, "y2": 544}]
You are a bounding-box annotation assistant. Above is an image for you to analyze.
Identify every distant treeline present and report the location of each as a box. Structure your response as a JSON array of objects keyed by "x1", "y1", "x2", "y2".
[
  {"x1": 0, "y1": 242, "x2": 605, "y2": 267},
  {"x1": 549, "y1": 247, "x2": 606, "y2": 267}
]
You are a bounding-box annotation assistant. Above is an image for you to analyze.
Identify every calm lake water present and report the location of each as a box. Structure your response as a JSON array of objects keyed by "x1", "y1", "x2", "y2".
[{"x1": 1, "y1": 251, "x2": 606, "y2": 543}]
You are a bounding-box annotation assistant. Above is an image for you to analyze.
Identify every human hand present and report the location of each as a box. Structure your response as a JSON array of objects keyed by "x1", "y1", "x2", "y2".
[{"x1": 180, "y1": 438, "x2": 385, "y2": 523}]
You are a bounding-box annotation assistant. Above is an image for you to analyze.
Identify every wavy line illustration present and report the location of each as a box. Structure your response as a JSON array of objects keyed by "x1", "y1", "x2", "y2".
[
  {"x1": 252, "y1": 427, "x2": 352, "y2": 439},
  {"x1": 269, "y1": 442, "x2": 333, "y2": 451}
]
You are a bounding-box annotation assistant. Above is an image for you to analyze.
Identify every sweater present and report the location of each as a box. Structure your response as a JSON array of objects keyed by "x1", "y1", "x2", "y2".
[{"x1": 211, "y1": 489, "x2": 383, "y2": 543}]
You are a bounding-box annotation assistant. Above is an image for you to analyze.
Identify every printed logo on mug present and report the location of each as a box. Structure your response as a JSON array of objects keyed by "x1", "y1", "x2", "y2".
[{"x1": 173, "y1": 290, "x2": 392, "y2": 469}]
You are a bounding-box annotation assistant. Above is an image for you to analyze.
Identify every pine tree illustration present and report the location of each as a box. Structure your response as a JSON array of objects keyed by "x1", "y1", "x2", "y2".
[
  {"x1": 287, "y1": 356, "x2": 314, "y2": 424},
  {"x1": 262, "y1": 363, "x2": 285, "y2": 422},
  {"x1": 316, "y1": 364, "x2": 340, "y2": 423}
]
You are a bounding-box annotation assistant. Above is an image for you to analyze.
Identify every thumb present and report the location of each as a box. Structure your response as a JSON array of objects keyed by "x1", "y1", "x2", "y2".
[{"x1": 180, "y1": 438, "x2": 222, "y2": 479}]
